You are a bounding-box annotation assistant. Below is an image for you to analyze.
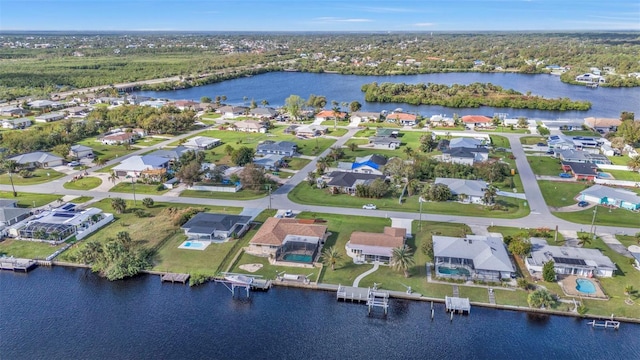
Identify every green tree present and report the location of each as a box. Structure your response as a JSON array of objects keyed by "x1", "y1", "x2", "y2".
[
  {"x1": 482, "y1": 185, "x2": 498, "y2": 205},
  {"x1": 231, "y1": 146, "x2": 255, "y2": 166},
  {"x1": 627, "y1": 155, "x2": 640, "y2": 172},
  {"x1": 577, "y1": 233, "x2": 592, "y2": 247},
  {"x1": 348, "y1": 142, "x2": 358, "y2": 152},
  {"x1": 176, "y1": 161, "x2": 202, "y2": 187},
  {"x1": 349, "y1": 101, "x2": 362, "y2": 112},
  {"x1": 420, "y1": 237, "x2": 434, "y2": 259},
  {"x1": 108, "y1": 171, "x2": 119, "y2": 185},
  {"x1": 527, "y1": 288, "x2": 555, "y2": 308},
  {"x1": 116, "y1": 231, "x2": 132, "y2": 250},
  {"x1": 238, "y1": 164, "x2": 267, "y2": 190},
  {"x1": 306, "y1": 171, "x2": 317, "y2": 187},
  {"x1": 1, "y1": 159, "x2": 19, "y2": 197},
  {"x1": 110, "y1": 197, "x2": 127, "y2": 214},
  {"x1": 200, "y1": 96, "x2": 212, "y2": 103},
  {"x1": 284, "y1": 94, "x2": 305, "y2": 122},
  {"x1": 390, "y1": 245, "x2": 415, "y2": 278},
  {"x1": 508, "y1": 237, "x2": 532, "y2": 257},
  {"x1": 52, "y1": 143, "x2": 71, "y2": 159},
  {"x1": 331, "y1": 100, "x2": 340, "y2": 130},
  {"x1": 142, "y1": 197, "x2": 154, "y2": 208},
  {"x1": 542, "y1": 260, "x2": 556, "y2": 282},
  {"x1": 224, "y1": 144, "x2": 234, "y2": 156},
  {"x1": 322, "y1": 246, "x2": 342, "y2": 271},
  {"x1": 624, "y1": 285, "x2": 634, "y2": 296}
]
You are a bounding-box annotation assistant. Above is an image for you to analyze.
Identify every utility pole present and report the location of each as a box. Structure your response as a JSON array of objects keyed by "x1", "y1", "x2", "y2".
[
  {"x1": 266, "y1": 184, "x2": 272, "y2": 209},
  {"x1": 419, "y1": 197, "x2": 424, "y2": 231},
  {"x1": 130, "y1": 176, "x2": 137, "y2": 206},
  {"x1": 590, "y1": 205, "x2": 598, "y2": 237}
]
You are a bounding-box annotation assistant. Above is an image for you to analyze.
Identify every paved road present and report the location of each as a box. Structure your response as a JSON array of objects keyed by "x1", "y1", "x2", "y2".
[{"x1": 2, "y1": 126, "x2": 639, "y2": 237}]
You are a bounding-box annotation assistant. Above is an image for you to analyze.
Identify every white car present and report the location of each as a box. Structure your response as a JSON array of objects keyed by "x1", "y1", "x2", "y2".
[
  {"x1": 284, "y1": 210, "x2": 294, "y2": 218},
  {"x1": 362, "y1": 204, "x2": 377, "y2": 210}
]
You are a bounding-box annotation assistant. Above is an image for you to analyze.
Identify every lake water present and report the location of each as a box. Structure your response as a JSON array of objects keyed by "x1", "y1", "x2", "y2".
[
  {"x1": 134, "y1": 72, "x2": 640, "y2": 119},
  {"x1": 2, "y1": 267, "x2": 640, "y2": 360}
]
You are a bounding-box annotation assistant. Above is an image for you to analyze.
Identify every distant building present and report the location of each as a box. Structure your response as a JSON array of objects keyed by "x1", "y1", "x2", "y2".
[
  {"x1": 182, "y1": 136, "x2": 221, "y2": 150},
  {"x1": 575, "y1": 73, "x2": 606, "y2": 84},
  {"x1": 2, "y1": 117, "x2": 31, "y2": 129},
  {"x1": 35, "y1": 112, "x2": 65, "y2": 123}
]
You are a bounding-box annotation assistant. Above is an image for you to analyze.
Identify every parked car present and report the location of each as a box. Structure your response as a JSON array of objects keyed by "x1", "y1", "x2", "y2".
[
  {"x1": 537, "y1": 142, "x2": 546, "y2": 147},
  {"x1": 546, "y1": 149, "x2": 555, "y2": 155},
  {"x1": 362, "y1": 204, "x2": 377, "y2": 210},
  {"x1": 578, "y1": 201, "x2": 589, "y2": 207},
  {"x1": 68, "y1": 161, "x2": 81, "y2": 167},
  {"x1": 284, "y1": 210, "x2": 294, "y2": 218},
  {"x1": 559, "y1": 173, "x2": 572, "y2": 178}
]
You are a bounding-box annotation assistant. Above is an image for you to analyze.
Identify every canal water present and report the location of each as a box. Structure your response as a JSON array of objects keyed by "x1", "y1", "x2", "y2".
[
  {"x1": 134, "y1": 72, "x2": 640, "y2": 119},
  {"x1": 2, "y1": 267, "x2": 639, "y2": 359}
]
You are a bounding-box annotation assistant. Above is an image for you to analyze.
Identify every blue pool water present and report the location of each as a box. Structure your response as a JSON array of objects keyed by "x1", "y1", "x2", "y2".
[
  {"x1": 598, "y1": 172, "x2": 612, "y2": 179},
  {"x1": 183, "y1": 241, "x2": 204, "y2": 249},
  {"x1": 438, "y1": 266, "x2": 471, "y2": 276},
  {"x1": 283, "y1": 253, "x2": 313, "y2": 263},
  {"x1": 576, "y1": 278, "x2": 597, "y2": 294}
]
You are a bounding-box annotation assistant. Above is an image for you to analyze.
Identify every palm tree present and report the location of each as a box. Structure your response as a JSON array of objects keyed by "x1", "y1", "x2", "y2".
[
  {"x1": 624, "y1": 285, "x2": 634, "y2": 297},
  {"x1": 110, "y1": 197, "x2": 127, "y2": 214},
  {"x1": 108, "y1": 171, "x2": 119, "y2": 185},
  {"x1": 322, "y1": 246, "x2": 342, "y2": 271},
  {"x1": 627, "y1": 155, "x2": 640, "y2": 172},
  {"x1": 1, "y1": 159, "x2": 18, "y2": 197},
  {"x1": 331, "y1": 100, "x2": 340, "y2": 131},
  {"x1": 577, "y1": 233, "x2": 592, "y2": 247},
  {"x1": 390, "y1": 245, "x2": 415, "y2": 278},
  {"x1": 347, "y1": 142, "x2": 358, "y2": 152},
  {"x1": 316, "y1": 156, "x2": 330, "y2": 174},
  {"x1": 403, "y1": 146, "x2": 414, "y2": 159},
  {"x1": 482, "y1": 186, "x2": 498, "y2": 205}
]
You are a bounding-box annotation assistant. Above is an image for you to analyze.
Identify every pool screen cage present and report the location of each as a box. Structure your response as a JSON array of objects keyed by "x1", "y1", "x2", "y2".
[
  {"x1": 276, "y1": 236, "x2": 319, "y2": 262},
  {"x1": 18, "y1": 222, "x2": 75, "y2": 242}
]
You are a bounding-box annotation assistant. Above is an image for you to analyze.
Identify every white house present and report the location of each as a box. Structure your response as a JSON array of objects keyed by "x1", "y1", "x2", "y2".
[
  {"x1": 526, "y1": 238, "x2": 616, "y2": 278},
  {"x1": 35, "y1": 112, "x2": 65, "y2": 123},
  {"x1": 9, "y1": 152, "x2": 64, "y2": 168},
  {"x1": 434, "y1": 178, "x2": 488, "y2": 204},
  {"x1": 2, "y1": 117, "x2": 31, "y2": 129},
  {"x1": 183, "y1": 136, "x2": 221, "y2": 150},
  {"x1": 111, "y1": 155, "x2": 170, "y2": 177}
]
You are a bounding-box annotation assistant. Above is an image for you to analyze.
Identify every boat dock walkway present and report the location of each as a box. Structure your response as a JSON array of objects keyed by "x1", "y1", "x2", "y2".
[
  {"x1": 445, "y1": 296, "x2": 471, "y2": 314},
  {"x1": 588, "y1": 320, "x2": 620, "y2": 330},
  {"x1": 0, "y1": 257, "x2": 37, "y2": 272},
  {"x1": 161, "y1": 273, "x2": 190, "y2": 284}
]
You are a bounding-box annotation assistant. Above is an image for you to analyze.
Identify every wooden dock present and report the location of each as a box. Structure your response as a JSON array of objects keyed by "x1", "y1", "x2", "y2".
[
  {"x1": 337, "y1": 285, "x2": 370, "y2": 302},
  {"x1": 251, "y1": 279, "x2": 272, "y2": 291},
  {"x1": 588, "y1": 320, "x2": 620, "y2": 330},
  {"x1": 0, "y1": 257, "x2": 37, "y2": 272},
  {"x1": 445, "y1": 296, "x2": 471, "y2": 314},
  {"x1": 161, "y1": 273, "x2": 190, "y2": 284}
]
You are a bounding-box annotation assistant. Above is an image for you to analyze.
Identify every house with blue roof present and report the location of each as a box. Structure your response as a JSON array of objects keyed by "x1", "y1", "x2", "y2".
[{"x1": 337, "y1": 154, "x2": 388, "y2": 175}]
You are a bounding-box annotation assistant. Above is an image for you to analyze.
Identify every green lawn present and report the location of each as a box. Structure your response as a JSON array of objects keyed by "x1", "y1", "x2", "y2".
[
  {"x1": 520, "y1": 136, "x2": 547, "y2": 145},
  {"x1": 284, "y1": 157, "x2": 311, "y2": 171},
  {"x1": 0, "y1": 239, "x2": 64, "y2": 259},
  {"x1": 603, "y1": 169, "x2": 640, "y2": 181},
  {"x1": 95, "y1": 163, "x2": 118, "y2": 173},
  {"x1": 321, "y1": 120, "x2": 350, "y2": 127},
  {"x1": 135, "y1": 137, "x2": 171, "y2": 147},
  {"x1": 527, "y1": 156, "x2": 563, "y2": 176},
  {"x1": 76, "y1": 138, "x2": 137, "y2": 162},
  {"x1": 607, "y1": 156, "x2": 632, "y2": 166},
  {"x1": 181, "y1": 189, "x2": 267, "y2": 200},
  {"x1": 288, "y1": 183, "x2": 529, "y2": 219},
  {"x1": 0, "y1": 168, "x2": 65, "y2": 185},
  {"x1": 0, "y1": 191, "x2": 62, "y2": 207},
  {"x1": 70, "y1": 196, "x2": 94, "y2": 204},
  {"x1": 327, "y1": 128, "x2": 348, "y2": 137},
  {"x1": 108, "y1": 182, "x2": 170, "y2": 195},
  {"x1": 561, "y1": 130, "x2": 600, "y2": 137},
  {"x1": 488, "y1": 226, "x2": 565, "y2": 244},
  {"x1": 63, "y1": 176, "x2": 102, "y2": 190},
  {"x1": 490, "y1": 135, "x2": 510, "y2": 149},
  {"x1": 538, "y1": 180, "x2": 590, "y2": 207},
  {"x1": 553, "y1": 205, "x2": 640, "y2": 228}
]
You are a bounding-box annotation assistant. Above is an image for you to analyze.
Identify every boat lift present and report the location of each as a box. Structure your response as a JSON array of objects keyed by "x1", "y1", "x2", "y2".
[{"x1": 215, "y1": 272, "x2": 262, "y2": 298}]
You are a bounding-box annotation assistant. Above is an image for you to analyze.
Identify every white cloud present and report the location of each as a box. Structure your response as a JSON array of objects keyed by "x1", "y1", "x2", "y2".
[{"x1": 414, "y1": 22, "x2": 435, "y2": 27}]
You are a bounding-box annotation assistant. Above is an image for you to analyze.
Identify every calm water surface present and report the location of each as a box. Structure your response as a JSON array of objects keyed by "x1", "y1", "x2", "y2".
[
  {"x1": 134, "y1": 72, "x2": 640, "y2": 119},
  {"x1": 2, "y1": 267, "x2": 639, "y2": 360}
]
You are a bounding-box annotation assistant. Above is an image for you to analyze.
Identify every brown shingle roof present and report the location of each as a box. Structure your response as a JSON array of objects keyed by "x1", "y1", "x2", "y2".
[
  {"x1": 349, "y1": 226, "x2": 406, "y2": 248},
  {"x1": 249, "y1": 217, "x2": 327, "y2": 246}
]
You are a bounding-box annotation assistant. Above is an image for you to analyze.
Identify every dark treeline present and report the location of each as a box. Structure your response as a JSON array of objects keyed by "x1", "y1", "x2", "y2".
[{"x1": 361, "y1": 82, "x2": 592, "y2": 110}]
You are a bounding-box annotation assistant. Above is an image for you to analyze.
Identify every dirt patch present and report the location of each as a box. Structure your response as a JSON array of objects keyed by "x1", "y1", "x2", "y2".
[{"x1": 239, "y1": 263, "x2": 263, "y2": 273}]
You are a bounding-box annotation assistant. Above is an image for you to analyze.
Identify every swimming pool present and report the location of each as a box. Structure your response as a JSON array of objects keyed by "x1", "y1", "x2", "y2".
[
  {"x1": 178, "y1": 240, "x2": 210, "y2": 250},
  {"x1": 437, "y1": 266, "x2": 471, "y2": 276},
  {"x1": 576, "y1": 278, "x2": 597, "y2": 294},
  {"x1": 598, "y1": 172, "x2": 612, "y2": 179},
  {"x1": 283, "y1": 253, "x2": 313, "y2": 263}
]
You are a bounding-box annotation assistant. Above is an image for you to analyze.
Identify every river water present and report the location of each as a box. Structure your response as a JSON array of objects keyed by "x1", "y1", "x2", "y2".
[
  {"x1": 134, "y1": 72, "x2": 640, "y2": 119},
  {"x1": 2, "y1": 267, "x2": 639, "y2": 360}
]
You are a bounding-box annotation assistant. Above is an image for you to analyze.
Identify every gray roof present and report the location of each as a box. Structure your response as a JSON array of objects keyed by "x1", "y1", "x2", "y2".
[
  {"x1": 149, "y1": 146, "x2": 192, "y2": 160},
  {"x1": 327, "y1": 171, "x2": 385, "y2": 188},
  {"x1": 528, "y1": 238, "x2": 615, "y2": 271},
  {"x1": 0, "y1": 207, "x2": 31, "y2": 223},
  {"x1": 70, "y1": 144, "x2": 93, "y2": 152},
  {"x1": 181, "y1": 213, "x2": 251, "y2": 235},
  {"x1": 354, "y1": 154, "x2": 388, "y2": 167},
  {"x1": 249, "y1": 107, "x2": 277, "y2": 117},
  {"x1": 183, "y1": 136, "x2": 220, "y2": 148},
  {"x1": 253, "y1": 154, "x2": 284, "y2": 168},
  {"x1": 580, "y1": 185, "x2": 640, "y2": 205},
  {"x1": 561, "y1": 161, "x2": 597, "y2": 175},
  {"x1": 257, "y1": 141, "x2": 297, "y2": 153},
  {"x1": 369, "y1": 135, "x2": 401, "y2": 145},
  {"x1": 443, "y1": 147, "x2": 488, "y2": 159},
  {"x1": 433, "y1": 235, "x2": 514, "y2": 273},
  {"x1": 434, "y1": 178, "x2": 487, "y2": 198},
  {"x1": 112, "y1": 155, "x2": 169, "y2": 172},
  {"x1": 449, "y1": 138, "x2": 483, "y2": 149},
  {"x1": 9, "y1": 151, "x2": 63, "y2": 165},
  {"x1": 0, "y1": 200, "x2": 18, "y2": 207}
]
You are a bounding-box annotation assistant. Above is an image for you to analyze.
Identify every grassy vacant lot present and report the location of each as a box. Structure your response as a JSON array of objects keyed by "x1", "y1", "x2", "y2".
[
  {"x1": 528, "y1": 156, "x2": 562, "y2": 176},
  {"x1": 0, "y1": 191, "x2": 62, "y2": 207},
  {"x1": 0, "y1": 168, "x2": 65, "y2": 185},
  {"x1": 490, "y1": 135, "x2": 510, "y2": 149},
  {"x1": 538, "y1": 180, "x2": 590, "y2": 207},
  {"x1": 63, "y1": 176, "x2": 102, "y2": 190},
  {"x1": 135, "y1": 137, "x2": 170, "y2": 148},
  {"x1": 561, "y1": 130, "x2": 600, "y2": 137},
  {"x1": 553, "y1": 205, "x2": 640, "y2": 228},
  {"x1": 288, "y1": 183, "x2": 529, "y2": 219},
  {"x1": 181, "y1": 189, "x2": 267, "y2": 200},
  {"x1": 71, "y1": 196, "x2": 94, "y2": 204},
  {"x1": 109, "y1": 182, "x2": 170, "y2": 195},
  {"x1": 344, "y1": 131, "x2": 427, "y2": 160},
  {"x1": 604, "y1": 169, "x2": 640, "y2": 181},
  {"x1": 327, "y1": 128, "x2": 348, "y2": 137},
  {"x1": 579, "y1": 236, "x2": 640, "y2": 318},
  {"x1": 520, "y1": 136, "x2": 547, "y2": 145},
  {"x1": 76, "y1": 138, "x2": 137, "y2": 162},
  {"x1": 283, "y1": 157, "x2": 310, "y2": 171},
  {"x1": 0, "y1": 239, "x2": 64, "y2": 259},
  {"x1": 607, "y1": 155, "x2": 632, "y2": 166}
]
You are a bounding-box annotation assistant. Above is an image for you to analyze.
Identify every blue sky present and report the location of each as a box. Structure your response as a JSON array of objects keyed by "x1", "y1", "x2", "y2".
[{"x1": 1, "y1": 0, "x2": 638, "y2": 32}]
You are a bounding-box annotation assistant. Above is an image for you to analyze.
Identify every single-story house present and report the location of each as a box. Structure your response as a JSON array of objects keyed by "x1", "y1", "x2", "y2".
[
  {"x1": 181, "y1": 213, "x2": 252, "y2": 242},
  {"x1": 249, "y1": 107, "x2": 277, "y2": 119},
  {"x1": 256, "y1": 141, "x2": 297, "y2": 157},
  {"x1": 247, "y1": 217, "x2": 328, "y2": 257},
  {"x1": 183, "y1": 136, "x2": 221, "y2": 150},
  {"x1": 433, "y1": 235, "x2": 515, "y2": 281},
  {"x1": 234, "y1": 120, "x2": 266, "y2": 133},
  {"x1": 315, "y1": 110, "x2": 347, "y2": 122},
  {"x1": 295, "y1": 125, "x2": 327, "y2": 138},
  {"x1": 171, "y1": 100, "x2": 200, "y2": 110},
  {"x1": 629, "y1": 246, "x2": 640, "y2": 269},
  {"x1": 148, "y1": 146, "x2": 193, "y2": 162},
  {"x1": 325, "y1": 171, "x2": 385, "y2": 194},
  {"x1": 0, "y1": 206, "x2": 31, "y2": 227},
  {"x1": 337, "y1": 154, "x2": 388, "y2": 175},
  {"x1": 139, "y1": 100, "x2": 167, "y2": 108},
  {"x1": 441, "y1": 147, "x2": 489, "y2": 165},
  {"x1": 542, "y1": 120, "x2": 587, "y2": 132},
  {"x1": 2, "y1": 117, "x2": 31, "y2": 129},
  {"x1": 351, "y1": 111, "x2": 381, "y2": 123},
  {"x1": 434, "y1": 178, "x2": 488, "y2": 204},
  {"x1": 376, "y1": 128, "x2": 399, "y2": 137},
  {"x1": 27, "y1": 100, "x2": 61, "y2": 109},
  {"x1": 12, "y1": 207, "x2": 113, "y2": 243},
  {"x1": 575, "y1": 73, "x2": 606, "y2": 84},
  {"x1": 584, "y1": 117, "x2": 621, "y2": 134},
  {"x1": 101, "y1": 132, "x2": 137, "y2": 145},
  {"x1": 386, "y1": 112, "x2": 417, "y2": 126},
  {"x1": 253, "y1": 154, "x2": 285, "y2": 171},
  {"x1": 557, "y1": 149, "x2": 611, "y2": 165},
  {"x1": 9, "y1": 151, "x2": 64, "y2": 168},
  {"x1": 35, "y1": 112, "x2": 65, "y2": 123},
  {"x1": 579, "y1": 185, "x2": 640, "y2": 210},
  {"x1": 0, "y1": 106, "x2": 30, "y2": 117},
  {"x1": 219, "y1": 106, "x2": 248, "y2": 118},
  {"x1": 561, "y1": 161, "x2": 598, "y2": 181},
  {"x1": 526, "y1": 238, "x2": 615, "y2": 278},
  {"x1": 368, "y1": 136, "x2": 401, "y2": 149},
  {"x1": 63, "y1": 106, "x2": 91, "y2": 117},
  {"x1": 461, "y1": 115, "x2": 492, "y2": 128},
  {"x1": 449, "y1": 137, "x2": 484, "y2": 149},
  {"x1": 346, "y1": 227, "x2": 407, "y2": 264},
  {"x1": 69, "y1": 144, "x2": 94, "y2": 159},
  {"x1": 111, "y1": 155, "x2": 170, "y2": 177},
  {"x1": 600, "y1": 144, "x2": 620, "y2": 157},
  {"x1": 429, "y1": 114, "x2": 455, "y2": 127}
]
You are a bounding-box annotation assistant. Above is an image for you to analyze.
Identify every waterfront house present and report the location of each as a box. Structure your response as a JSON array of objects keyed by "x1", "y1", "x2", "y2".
[
  {"x1": 346, "y1": 227, "x2": 406, "y2": 264},
  {"x1": 2, "y1": 117, "x2": 31, "y2": 129},
  {"x1": 9, "y1": 151, "x2": 64, "y2": 168},
  {"x1": 181, "y1": 213, "x2": 252, "y2": 242},
  {"x1": 219, "y1": 106, "x2": 248, "y2": 118},
  {"x1": 183, "y1": 136, "x2": 221, "y2": 150},
  {"x1": 461, "y1": 115, "x2": 492, "y2": 128},
  {"x1": 171, "y1": 100, "x2": 200, "y2": 111},
  {"x1": 247, "y1": 217, "x2": 327, "y2": 257},
  {"x1": 584, "y1": 117, "x2": 621, "y2": 134},
  {"x1": 12, "y1": 206, "x2": 113, "y2": 243},
  {"x1": 351, "y1": 111, "x2": 381, "y2": 123},
  {"x1": 441, "y1": 147, "x2": 489, "y2": 165},
  {"x1": 429, "y1": 114, "x2": 455, "y2": 127},
  {"x1": 541, "y1": 120, "x2": 586, "y2": 132},
  {"x1": 560, "y1": 162, "x2": 598, "y2": 181},
  {"x1": 315, "y1": 110, "x2": 347, "y2": 122},
  {"x1": 249, "y1": 107, "x2": 277, "y2": 119},
  {"x1": 139, "y1": 100, "x2": 167, "y2": 108},
  {"x1": 35, "y1": 112, "x2": 65, "y2": 123},
  {"x1": 337, "y1": 154, "x2": 388, "y2": 175},
  {"x1": 434, "y1": 178, "x2": 488, "y2": 204},
  {"x1": 324, "y1": 171, "x2": 385, "y2": 194},
  {"x1": 526, "y1": 238, "x2": 615, "y2": 278},
  {"x1": 234, "y1": 120, "x2": 266, "y2": 133},
  {"x1": 433, "y1": 235, "x2": 515, "y2": 281},
  {"x1": 578, "y1": 185, "x2": 640, "y2": 210},
  {"x1": 575, "y1": 73, "x2": 606, "y2": 84},
  {"x1": 69, "y1": 144, "x2": 94, "y2": 159},
  {"x1": 111, "y1": 155, "x2": 169, "y2": 177},
  {"x1": 386, "y1": 112, "x2": 417, "y2": 126},
  {"x1": 256, "y1": 141, "x2": 297, "y2": 157}
]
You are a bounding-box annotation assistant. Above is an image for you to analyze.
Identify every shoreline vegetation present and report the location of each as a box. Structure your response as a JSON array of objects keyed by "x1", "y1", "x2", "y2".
[{"x1": 361, "y1": 82, "x2": 592, "y2": 110}]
